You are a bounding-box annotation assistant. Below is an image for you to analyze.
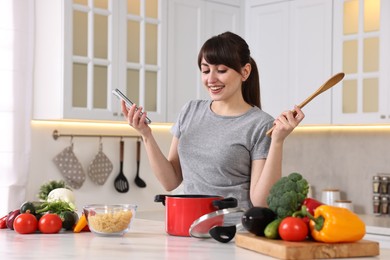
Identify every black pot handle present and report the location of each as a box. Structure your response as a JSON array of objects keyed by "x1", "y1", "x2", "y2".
[
  {"x1": 209, "y1": 225, "x2": 236, "y2": 243},
  {"x1": 212, "y1": 197, "x2": 237, "y2": 209},
  {"x1": 154, "y1": 194, "x2": 167, "y2": 206}
]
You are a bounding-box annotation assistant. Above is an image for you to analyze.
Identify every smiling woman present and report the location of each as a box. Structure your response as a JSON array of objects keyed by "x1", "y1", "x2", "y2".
[{"x1": 0, "y1": 0, "x2": 34, "y2": 215}]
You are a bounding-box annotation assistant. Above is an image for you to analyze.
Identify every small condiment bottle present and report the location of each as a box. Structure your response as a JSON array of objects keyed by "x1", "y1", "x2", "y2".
[
  {"x1": 373, "y1": 176, "x2": 380, "y2": 194},
  {"x1": 373, "y1": 195, "x2": 381, "y2": 215},
  {"x1": 380, "y1": 176, "x2": 389, "y2": 194},
  {"x1": 381, "y1": 196, "x2": 389, "y2": 214}
]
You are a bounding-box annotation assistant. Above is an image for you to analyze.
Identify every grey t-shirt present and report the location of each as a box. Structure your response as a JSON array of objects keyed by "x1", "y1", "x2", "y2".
[{"x1": 171, "y1": 100, "x2": 274, "y2": 209}]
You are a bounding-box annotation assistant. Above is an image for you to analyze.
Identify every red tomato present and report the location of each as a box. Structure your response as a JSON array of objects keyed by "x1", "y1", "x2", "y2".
[
  {"x1": 38, "y1": 214, "x2": 62, "y2": 234},
  {"x1": 278, "y1": 217, "x2": 308, "y2": 242},
  {"x1": 13, "y1": 213, "x2": 38, "y2": 234}
]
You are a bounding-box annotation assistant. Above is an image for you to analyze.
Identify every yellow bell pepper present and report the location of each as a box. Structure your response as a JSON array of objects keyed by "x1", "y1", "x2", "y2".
[
  {"x1": 307, "y1": 205, "x2": 366, "y2": 243},
  {"x1": 73, "y1": 213, "x2": 88, "y2": 233}
]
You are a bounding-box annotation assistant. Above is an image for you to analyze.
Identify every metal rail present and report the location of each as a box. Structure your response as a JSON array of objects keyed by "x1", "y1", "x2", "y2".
[{"x1": 52, "y1": 130, "x2": 140, "y2": 140}]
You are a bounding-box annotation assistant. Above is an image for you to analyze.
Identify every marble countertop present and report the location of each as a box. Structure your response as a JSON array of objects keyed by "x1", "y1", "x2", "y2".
[{"x1": 0, "y1": 211, "x2": 389, "y2": 259}]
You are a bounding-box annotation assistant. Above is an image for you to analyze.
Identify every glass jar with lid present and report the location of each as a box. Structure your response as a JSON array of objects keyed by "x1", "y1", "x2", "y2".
[
  {"x1": 380, "y1": 176, "x2": 389, "y2": 194},
  {"x1": 373, "y1": 176, "x2": 380, "y2": 194}
]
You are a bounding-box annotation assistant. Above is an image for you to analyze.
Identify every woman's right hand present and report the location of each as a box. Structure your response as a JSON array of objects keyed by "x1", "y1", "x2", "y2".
[{"x1": 121, "y1": 100, "x2": 151, "y2": 136}]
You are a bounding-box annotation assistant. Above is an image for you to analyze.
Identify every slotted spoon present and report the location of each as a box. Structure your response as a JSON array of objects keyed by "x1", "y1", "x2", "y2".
[
  {"x1": 114, "y1": 140, "x2": 129, "y2": 193},
  {"x1": 266, "y1": 72, "x2": 345, "y2": 137}
]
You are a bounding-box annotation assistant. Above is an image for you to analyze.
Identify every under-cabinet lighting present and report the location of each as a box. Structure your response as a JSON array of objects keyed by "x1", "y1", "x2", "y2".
[
  {"x1": 294, "y1": 124, "x2": 390, "y2": 133},
  {"x1": 31, "y1": 120, "x2": 390, "y2": 134},
  {"x1": 31, "y1": 120, "x2": 173, "y2": 132}
]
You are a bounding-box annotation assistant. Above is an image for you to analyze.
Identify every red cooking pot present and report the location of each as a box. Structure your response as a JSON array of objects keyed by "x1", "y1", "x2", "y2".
[{"x1": 154, "y1": 194, "x2": 237, "y2": 237}]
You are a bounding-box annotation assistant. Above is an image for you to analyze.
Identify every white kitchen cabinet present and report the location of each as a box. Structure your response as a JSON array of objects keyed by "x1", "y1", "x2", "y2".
[
  {"x1": 332, "y1": 0, "x2": 390, "y2": 124},
  {"x1": 166, "y1": 0, "x2": 242, "y2": 122},
  {"x1": 245, "y1": 0, "x2": 333, "y2": 124},
  {"x1": 33, "y1": 0, "x2": 166, "y2": 122}
]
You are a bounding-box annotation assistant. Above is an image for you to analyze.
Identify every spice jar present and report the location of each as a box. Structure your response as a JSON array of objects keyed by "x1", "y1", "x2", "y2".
[
  {"x1": 373, "y1": 176, "x2": 380, "y2": 194},
  {"x1": 381, "y1": 176, "x2": 389, "y2": 194},
  {"x1": 373, "y1": 195, "x2": 381, "y2": 215},
  {"x1": 381, "y1": 196, "x2": 389, "y2": 215}
]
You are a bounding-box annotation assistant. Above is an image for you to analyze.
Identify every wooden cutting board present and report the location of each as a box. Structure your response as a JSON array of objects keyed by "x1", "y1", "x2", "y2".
[{"x1": 235, "y1": 233, "x2": 380, "y2": 260}]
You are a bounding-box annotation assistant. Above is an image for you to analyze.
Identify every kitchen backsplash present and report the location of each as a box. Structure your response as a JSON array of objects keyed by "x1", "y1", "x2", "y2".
[
  {"x1": 27, "y1": 122, "x2": 390, "y2": 215},
  {"x1": 282, "y1": 128, "x2": 390, "y2": 215}
]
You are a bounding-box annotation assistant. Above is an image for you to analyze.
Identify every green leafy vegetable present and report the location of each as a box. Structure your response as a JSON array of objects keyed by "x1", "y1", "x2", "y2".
[
  {"x1": 266, "y1": 172, "x2": 309, "y2": 219},
  {"x1": 36, "y1": 200, "x2": 76, "y2": 215}
]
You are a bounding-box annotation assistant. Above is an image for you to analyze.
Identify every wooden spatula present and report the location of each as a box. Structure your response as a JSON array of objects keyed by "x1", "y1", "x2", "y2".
[{"x1": 266, "y1": 72, "x2": 345, "y2": 137}]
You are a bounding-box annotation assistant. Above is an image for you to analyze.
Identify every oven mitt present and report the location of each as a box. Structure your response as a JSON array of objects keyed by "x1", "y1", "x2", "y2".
[
  {"x1": 88, "y1": 142, "x2": 113, "y2": 185},
  {"x1": 53, "y1": 145, "x2": 86, "y2": 189}
]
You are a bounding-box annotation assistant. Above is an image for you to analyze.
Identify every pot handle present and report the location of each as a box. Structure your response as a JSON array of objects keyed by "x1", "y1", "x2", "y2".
[
  {"x1": 209, "y1": 225, "x2": 236, "y2": 243},
  {"x1": 154, "y1": 194, "x2": 167, "y2": 206},
  {"x1": 212, "y1": 197, "x2": 237, "y2": 209}
]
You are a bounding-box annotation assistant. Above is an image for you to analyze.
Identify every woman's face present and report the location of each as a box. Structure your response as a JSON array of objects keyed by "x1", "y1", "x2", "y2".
[{"x1": 200, "y1": 58, "x2": 247, "y2": 102}]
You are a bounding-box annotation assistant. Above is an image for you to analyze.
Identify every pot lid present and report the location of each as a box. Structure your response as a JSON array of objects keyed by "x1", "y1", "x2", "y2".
[{"x1": 189, "y1": 207, "x2": 245, "y2": 242}]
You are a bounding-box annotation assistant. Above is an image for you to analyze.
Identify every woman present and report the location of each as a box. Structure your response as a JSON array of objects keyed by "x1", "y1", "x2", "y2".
[{"x1": 122, "y1": 31, "x2": 304, "y2": 209}]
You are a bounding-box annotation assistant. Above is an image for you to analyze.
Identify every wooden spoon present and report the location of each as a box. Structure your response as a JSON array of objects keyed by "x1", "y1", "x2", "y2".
[{"x1": 266, "y1": 72, "x2": 345, "y2": 137}]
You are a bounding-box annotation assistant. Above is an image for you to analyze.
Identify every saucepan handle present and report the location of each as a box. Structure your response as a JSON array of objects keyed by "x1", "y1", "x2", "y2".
[
  {"x1": 209, "y1": 225, "x2": 236, "y2": 243},
  {"x1": 212, "y1": 197, "x2": 237, "y2": 209},
  {"x1": 154, "y1": 194, "x2": 167, "y2": 206}
]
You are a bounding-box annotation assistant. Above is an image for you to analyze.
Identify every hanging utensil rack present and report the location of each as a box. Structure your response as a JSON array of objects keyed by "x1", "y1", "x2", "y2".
[{"x1": 52, "y1": 130, "x2": 141, "y2": 140}]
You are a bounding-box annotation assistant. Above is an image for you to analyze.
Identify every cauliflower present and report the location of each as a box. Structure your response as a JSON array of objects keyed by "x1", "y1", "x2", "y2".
[
  {"x1": 47, "y1": 188, "x2": 76, "y2": 205},
  {"x1": 266, "y1": 172, "x2": 309, "y2": 219}
]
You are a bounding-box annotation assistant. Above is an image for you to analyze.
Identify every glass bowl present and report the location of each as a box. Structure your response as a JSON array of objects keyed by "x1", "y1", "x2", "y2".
[{"x1": 83, "y1": 204, "x2": 137, "y2": 236}]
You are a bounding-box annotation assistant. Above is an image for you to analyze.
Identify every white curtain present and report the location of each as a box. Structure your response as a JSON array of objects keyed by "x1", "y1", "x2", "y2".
[{"x1": 0, "y1": 0, "x2": 34, "y2": 215}]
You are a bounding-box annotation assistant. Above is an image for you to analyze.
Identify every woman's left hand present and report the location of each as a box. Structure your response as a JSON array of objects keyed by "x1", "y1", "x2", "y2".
[{"x1": 272, "y1": 105, "x2": 304, "y2": 141}]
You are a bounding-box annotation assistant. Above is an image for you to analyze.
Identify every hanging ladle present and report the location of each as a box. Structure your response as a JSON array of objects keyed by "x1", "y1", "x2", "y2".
[
  {"x1": 134, "y1": 138, "x2": 146, "y2": 188},
  {"x1": 266, "y1": 72, "x2": 345, "y2": 137}
]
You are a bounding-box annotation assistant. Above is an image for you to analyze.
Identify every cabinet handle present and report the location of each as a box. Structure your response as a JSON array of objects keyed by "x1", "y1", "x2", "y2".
[
  {"x1": 113, "y1": 112, "x2": 118, "y2": 116},
  {"x1": 380, "y1": 115, "x2": 386, "y2": 119}
]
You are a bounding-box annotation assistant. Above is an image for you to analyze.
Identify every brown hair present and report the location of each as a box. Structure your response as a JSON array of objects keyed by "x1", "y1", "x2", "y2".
[{"x1": 197, "y1": 31, "x2": 261, "y2": 109}]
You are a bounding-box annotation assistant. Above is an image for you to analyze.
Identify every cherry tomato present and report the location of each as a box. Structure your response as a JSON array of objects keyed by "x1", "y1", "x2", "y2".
[
  {"x1": 13, "y1": 213, "x2": 38, "y2": 234},
  {"x1": 278, "y1": 217, "x2": 308, "y2": 242},
  {"x1": 38, "y1": 214, "x2": 62, "y2": 234}
]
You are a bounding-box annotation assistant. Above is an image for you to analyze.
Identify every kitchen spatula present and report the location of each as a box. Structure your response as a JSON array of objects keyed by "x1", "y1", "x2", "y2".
[
  {"x1": 134, "y1": 138, "x2": 146, "y2": 188},
  {"x1": 114, "y1": 140, "x2": 129, "y2": 193},
  {"x1": 266, "y1": 72, "x2": 345, "y2": 137}
]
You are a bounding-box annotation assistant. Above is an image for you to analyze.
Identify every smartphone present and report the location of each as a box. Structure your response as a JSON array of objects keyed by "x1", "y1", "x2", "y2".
[{"x1": 112, "y1": 88, "x2": 152, "y2": 124}]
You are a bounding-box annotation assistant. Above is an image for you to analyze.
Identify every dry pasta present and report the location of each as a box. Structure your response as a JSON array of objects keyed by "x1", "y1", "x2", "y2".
[{"x1": 88, "y1": 210, "x2": 133, "y2": 233}]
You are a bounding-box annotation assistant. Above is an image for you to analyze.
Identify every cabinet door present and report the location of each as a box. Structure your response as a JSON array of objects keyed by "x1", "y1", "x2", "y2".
[
  {"x1": 201, "y1": 1, "x2": 242, "y2": 101},
  {"x1": 66, "y1": 0, "x2": 119, "y2": 121},
  {"x1": 332, "y1": 0, "x2": 390, "y2": 124},
  {"x1": 166, "y1": 0, "x2": 242, "y2": 122},
  {"x1": 246, "y1": 0, "x2": 332, "y2": 124},
  {"x1": 246, "y1": 1, "x2": 290, "y2": 119},
  {"x1": 289, "y1": 0, "x2": 333, "y2": 124},
  {"x1": 166, "y1": 0, "x2": 204, "y2": 123},
  {"x1": 33, "y1": 0, "x2": 166, "y2": 122}
]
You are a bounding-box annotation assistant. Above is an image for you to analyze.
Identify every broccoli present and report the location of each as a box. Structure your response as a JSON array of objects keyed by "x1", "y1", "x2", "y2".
[{"x1": 266, "y1": 172, "x2": 309, "y2": 219}]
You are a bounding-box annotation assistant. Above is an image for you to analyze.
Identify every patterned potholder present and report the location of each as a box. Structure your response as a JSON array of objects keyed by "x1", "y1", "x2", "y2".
[
  {"x1": 88, "y1": 142, "x2": 113, "y2": 185},
  {"x1": 53, "y1": 144, "x2": 86, "y2": 189}
]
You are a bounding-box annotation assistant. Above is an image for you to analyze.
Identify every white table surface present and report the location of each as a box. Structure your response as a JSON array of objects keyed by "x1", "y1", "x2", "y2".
[{"x1": 0, "y1": 211, "x2": 389, "y2": 259}]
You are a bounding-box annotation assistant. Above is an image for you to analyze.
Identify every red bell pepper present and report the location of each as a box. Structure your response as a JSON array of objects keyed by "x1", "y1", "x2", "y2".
[
  {"x1": 302, "y1": 198, "x2": 323, "y2": 215},
  {"x1": 0, "y1": 214, "x2": 8, "y2": 229}
]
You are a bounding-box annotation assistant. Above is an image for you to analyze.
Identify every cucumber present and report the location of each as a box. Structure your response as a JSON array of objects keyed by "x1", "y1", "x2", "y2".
[{"x1": 264, "y1": 218, "x2": 282, "y2": 239}]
